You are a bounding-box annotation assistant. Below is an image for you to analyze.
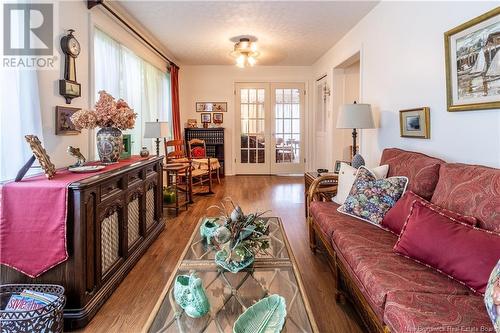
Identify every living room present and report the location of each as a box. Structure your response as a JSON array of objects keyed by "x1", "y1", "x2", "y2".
[{"x1": 0, "y1": 1, "x2": 499, "y2": 333}]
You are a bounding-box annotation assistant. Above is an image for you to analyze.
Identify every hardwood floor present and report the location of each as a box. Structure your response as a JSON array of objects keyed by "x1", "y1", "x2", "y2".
[{"x1": 76, "y1": 176, "x2": 364, "y2": 333}]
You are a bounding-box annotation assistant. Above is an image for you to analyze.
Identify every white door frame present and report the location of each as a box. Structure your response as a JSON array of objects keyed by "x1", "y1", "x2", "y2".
[
  {"x1": 270, "y1": 82, "x2": 305, "y2": 174},
  {"x1": 234, "y1": 82, "x2": 271, "y2": 174},
  {"x1": 234, "y1": 82, "x2": 306, "y2": 175}
]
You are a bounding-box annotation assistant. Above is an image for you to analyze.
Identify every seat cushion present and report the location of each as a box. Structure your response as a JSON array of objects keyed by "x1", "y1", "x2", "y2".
[
  {"x1": 384, "y1": 292, "x2": 494, "y2": 333},
  {"x1": 431, "y1": 163, "x2": 500, "y2": 233},
  {"x1": 380, "y1": 148, "x2": 444, "y2": 200},
  {"x1": 331, "y1": 222, "x2": 471, "y2": 315},
  {"x1": 310, "y1": 201, "x2": 356, "y2": 239}
]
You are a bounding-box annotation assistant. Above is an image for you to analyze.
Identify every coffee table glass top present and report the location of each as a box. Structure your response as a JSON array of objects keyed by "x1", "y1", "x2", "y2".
[{"x1": 147, "y1": 217, "x2": 317, "y2": 333}]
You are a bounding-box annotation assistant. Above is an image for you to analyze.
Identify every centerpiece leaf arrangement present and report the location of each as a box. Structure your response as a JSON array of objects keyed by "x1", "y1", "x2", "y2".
[
  {"x1": 71, "y1": 91, "x2": 137, "y2": 163},
  {"x1": 206, "y1": 198, "x2": 271, "y2": 272}
]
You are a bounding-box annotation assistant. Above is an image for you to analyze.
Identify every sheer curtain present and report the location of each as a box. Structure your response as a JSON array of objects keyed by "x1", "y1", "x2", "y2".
[
  {"x1": 0, "y1": 70, "x2": 44, "y2": 181},
  {"x1": 93, "y1": 28, "x2": 171, "y2": 155}
]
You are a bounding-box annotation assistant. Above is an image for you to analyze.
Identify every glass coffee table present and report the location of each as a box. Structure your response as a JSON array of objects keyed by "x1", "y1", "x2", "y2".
[{"x1": 146, "y1": 217, "x2": 318, "y2": 332}]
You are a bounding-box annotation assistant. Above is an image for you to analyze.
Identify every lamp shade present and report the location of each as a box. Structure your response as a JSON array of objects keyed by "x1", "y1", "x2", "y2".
[
  {"x1": 336, "y1": 103, "x2": 375, "y2": 129},
  {"x1": 144, "y1": 121, "x2": 169, "y2": 138}
]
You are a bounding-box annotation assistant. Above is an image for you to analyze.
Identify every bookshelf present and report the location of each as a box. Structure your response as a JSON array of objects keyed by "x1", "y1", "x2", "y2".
[{"x1": 184, "y1": 127, "x2": 225, "y2": 176}]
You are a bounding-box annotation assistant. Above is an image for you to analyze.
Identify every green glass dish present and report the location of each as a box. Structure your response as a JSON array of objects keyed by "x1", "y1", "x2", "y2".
[
  {"x1": 233, "y1": 294, "x2": 287, "y2": 333},
  {"x1": 173, "y1": 273, "x2": 210, "y2": 318},
  {"x1": 215, "y1": 249, "x2": 254, "y2": 273},
  {"x1": 199, "y1": 218, "x2": 220, "y2": 244}
]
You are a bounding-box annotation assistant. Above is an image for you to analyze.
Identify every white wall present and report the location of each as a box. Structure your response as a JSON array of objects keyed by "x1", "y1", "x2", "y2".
[
  {"x1": 38, "y1": 0, "x2": 91, "y2": 168},
  {"x1": 179, "y1": 65, "x2": 312, "y2": 175},
  {"x1": 312, "y1": 1, "x2": 500, "y2": 168}
]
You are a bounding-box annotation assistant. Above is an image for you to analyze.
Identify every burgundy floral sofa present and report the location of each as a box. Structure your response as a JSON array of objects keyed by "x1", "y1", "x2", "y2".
[{"x1": 308, "y1": 148, "x2": 499, "y2": 333}]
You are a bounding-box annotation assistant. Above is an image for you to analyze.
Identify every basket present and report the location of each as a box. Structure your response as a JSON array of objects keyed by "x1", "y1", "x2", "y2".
[{"x1": 0, "y1": 284, "x2": 65, "y2": 333}]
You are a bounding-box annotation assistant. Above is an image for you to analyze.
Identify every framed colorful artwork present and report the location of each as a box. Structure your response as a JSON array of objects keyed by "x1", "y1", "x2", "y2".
[
  {"x1": 55, "y1": 106, "x2": 81, "y2": 135},
  {"x1": 444, "y1": 7, "x2": 500, "y2": 111},
  {"x1": 213, "y1": 113, "x2": 223, "y2": 124},
  {"x1": 399, "y1": 107, "x2": 430, "y2": 139},
  {"x1": 196, "y1": 102, "x2": 227, "y2": 112}
]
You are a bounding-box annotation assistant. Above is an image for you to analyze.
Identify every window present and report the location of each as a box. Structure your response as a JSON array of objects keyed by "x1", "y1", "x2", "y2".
[
  {"x1": 0, "y1": 70, "x2": 44, "y2": 181},
  {"x1": 93, "y1": 28, "x2": 171, "y2": 155}
]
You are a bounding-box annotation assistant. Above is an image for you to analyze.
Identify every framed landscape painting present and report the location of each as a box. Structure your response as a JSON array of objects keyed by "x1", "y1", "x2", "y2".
[
  {"x1": 445, "y1": 7, "x2": 500, "y2": 111},
  {"x1": 399, "y1": 107, "x2": 430, "y2": 139}
]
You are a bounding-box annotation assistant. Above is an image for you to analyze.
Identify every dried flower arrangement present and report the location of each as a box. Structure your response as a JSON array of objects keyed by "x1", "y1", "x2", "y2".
[
  {"x1": 71, "y1": 90, "x2": 137, "y2": 130},
  {"x1": 207, "y1": 198, "x2": 270, "y2": 266}
]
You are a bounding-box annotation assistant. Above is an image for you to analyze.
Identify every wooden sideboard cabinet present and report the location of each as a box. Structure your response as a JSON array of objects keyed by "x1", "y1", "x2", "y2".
[{"x1": 0, "y1": 156, "x2": 165, "y2": 330}]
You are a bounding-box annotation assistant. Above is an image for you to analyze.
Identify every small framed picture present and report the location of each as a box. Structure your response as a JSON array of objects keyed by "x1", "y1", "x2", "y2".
[
  {"x1": 187, "y1": 119, "x2": 198, "y2": 128},
  {"x1": 55, "y1": 106, "x2": 81, "y2": 135},
  {"x1": 213, "y1": 113, "x2": 223, "y2": 124},
  {"x1": 200, "y1": 113, "x2": 211, "y2": 123},
  {"x1": 399, "y1": 107, "x2": 430, "y2": 139},
  {"x1": 334, "y1": 160, "x2": 351, "y2": 173}
]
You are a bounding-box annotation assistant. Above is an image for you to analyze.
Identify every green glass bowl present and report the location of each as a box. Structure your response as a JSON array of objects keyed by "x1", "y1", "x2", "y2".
[{"x1": 215, "y1": 249, "x2": 254, "y2": 273}]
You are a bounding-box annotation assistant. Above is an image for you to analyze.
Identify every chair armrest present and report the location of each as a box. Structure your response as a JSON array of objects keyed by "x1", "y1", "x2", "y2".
[{"x1": 307, "y1": 175, "x2": 338, "y2": 218}]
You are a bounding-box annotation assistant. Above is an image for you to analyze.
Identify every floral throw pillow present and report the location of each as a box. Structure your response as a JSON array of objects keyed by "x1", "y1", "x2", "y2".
[
  {"x1": 485, "y1": 260, "x2": 500, "y2": 332},
  {"x1": 337, "y1": 166, "x2": 408, "y2": 225}
]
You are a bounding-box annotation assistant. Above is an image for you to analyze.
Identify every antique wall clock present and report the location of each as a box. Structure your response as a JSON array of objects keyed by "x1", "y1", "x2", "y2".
[{"x1": 59, "y1": 29, "x2": 81, "y2": 104}]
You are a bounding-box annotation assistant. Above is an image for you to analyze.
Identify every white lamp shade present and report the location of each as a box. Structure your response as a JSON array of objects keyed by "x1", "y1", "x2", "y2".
[
  {"x1": 336, "y1": 103, "x2": 375, "y2": 129},
  {"x1": 144, "y1": 121, "x2": 169, "y2": 138}
]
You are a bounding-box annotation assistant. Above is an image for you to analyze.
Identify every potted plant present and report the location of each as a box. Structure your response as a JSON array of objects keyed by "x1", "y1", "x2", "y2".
[
  {"x1": 205, "y1": 198, "x2": 270, "y2": 273},
  {"x1": 71, "y1": 91, "x2": 136, "y2": 164}
]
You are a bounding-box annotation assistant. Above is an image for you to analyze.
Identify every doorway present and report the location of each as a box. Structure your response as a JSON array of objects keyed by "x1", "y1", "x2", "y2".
[{"x1": 235, "y1": 82, "x2": 305, "y2": 174}]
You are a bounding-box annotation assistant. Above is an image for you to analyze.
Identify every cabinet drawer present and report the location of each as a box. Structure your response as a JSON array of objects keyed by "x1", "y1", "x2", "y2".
[
  {"x1": 128, "y1": 170, "x2": 142, "y2": 187},
  {"x1": 101, "y1": 179, "x2": 123, "y2": 201}
]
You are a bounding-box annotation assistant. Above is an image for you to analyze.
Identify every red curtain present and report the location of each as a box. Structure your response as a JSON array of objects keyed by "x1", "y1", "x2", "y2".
[{"x1": 170, "y1": 65, "x2": 181, "y2": 140}]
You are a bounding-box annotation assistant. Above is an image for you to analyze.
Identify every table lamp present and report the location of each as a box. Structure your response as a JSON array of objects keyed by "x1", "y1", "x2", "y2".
[
  {"x1": 336, "y1": 102, "x2": 375, "y2": 168},
  {"x1": 144, "y1": 119, "x2": 169, "y2": 156}
]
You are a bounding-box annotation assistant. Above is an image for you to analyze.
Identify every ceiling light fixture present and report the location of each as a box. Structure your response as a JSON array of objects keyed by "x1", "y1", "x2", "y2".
[{"x1": 231, "y1": 38, "x2": 259, "y2": 68}]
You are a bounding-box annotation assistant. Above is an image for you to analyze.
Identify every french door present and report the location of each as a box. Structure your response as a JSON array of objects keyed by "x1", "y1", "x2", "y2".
[{"x1": 235, "y1": 82, "x2": 305, "y2": 174}]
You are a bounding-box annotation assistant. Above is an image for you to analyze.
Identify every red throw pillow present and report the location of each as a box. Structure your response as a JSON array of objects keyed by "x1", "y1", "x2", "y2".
[
  {"x1": 191, "y1": 147, "x2": 205, "y2": 158},
  {"x1": 382, "y1": 191, "x2": 477, "y2": 235},
  {"x1": 394, "y1": 200, "x2": 500, "y2": 294}
]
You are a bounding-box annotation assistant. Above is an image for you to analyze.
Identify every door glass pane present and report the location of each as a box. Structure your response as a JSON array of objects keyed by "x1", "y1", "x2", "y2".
[
  {"x1": 274, "y1": 88, "x2": 300, "y2": 164},
  {"x1": 240, "y1": 88, "x2": 265, "y2": 164}
]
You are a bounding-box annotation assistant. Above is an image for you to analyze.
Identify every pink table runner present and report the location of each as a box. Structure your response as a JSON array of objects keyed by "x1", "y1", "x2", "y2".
[{"x1": 0, "y1": 156, "x2": 147, "y2": 277}]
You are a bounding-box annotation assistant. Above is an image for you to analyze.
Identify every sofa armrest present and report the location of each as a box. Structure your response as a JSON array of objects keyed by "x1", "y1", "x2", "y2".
[{"x1": 307, "y1": 175, "x2": 338, "y2": 217}]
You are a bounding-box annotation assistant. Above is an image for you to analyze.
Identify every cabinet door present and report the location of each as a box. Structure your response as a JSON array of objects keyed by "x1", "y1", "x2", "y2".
[
  {"x1": 97, "y1": 200, "x2": 125, "y2": 283},
  {"x1": 126, "y1": 186, "x2": 144, "y2": 254},
  {"x1": 144, "y1": 178, "x2": 159, "y2": 233}
]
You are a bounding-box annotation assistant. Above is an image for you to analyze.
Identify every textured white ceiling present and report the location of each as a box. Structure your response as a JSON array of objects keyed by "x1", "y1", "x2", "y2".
[{"x1": 116, "y1": 1, "x2": 378, "y2": 66}]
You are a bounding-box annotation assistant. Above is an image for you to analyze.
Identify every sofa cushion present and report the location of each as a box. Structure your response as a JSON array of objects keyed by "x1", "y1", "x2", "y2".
[
  {"x1": 309, "y1": 201, "x2": 341, "y2": 239},
  {"x1": 380, "y1": 148, "x2": 444, "y2": 200},
  {"x1": 431, "y1": 163, "x2": 500, "y2": 233},
  {"x1": 338, "y1": 166, "x2": 408, "y2": 226},
  {"x1": 394, "y1": 200, "x2": 500, "y2": 294},
  {"x1": 331, "y1": 221, "x2": 471, "y2": 314},
  {"x1": 382, "y1": 190, "x2": 477, "y2": 235},
  {"x1": 384, "y1": 292, "x2": 494, "y2": 333}
]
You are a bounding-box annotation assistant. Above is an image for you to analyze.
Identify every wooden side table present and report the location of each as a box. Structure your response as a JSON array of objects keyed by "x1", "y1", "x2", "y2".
[
  {"x1": 164, "y1": 163, "x2": 191, "y2": 215},
  {"x1": 304, "y1": 172, "x2": 338, "y2": 217}
]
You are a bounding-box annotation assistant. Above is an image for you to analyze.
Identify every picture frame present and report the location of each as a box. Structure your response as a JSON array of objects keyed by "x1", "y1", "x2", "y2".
[
  {"x1": 25, "y1": 135, "x2": 56, "y2": 179},
  {"x1": 196, "y1": 102, "x2": 227, "y2": 112},
  {"x1": 55, "y1": 106, "x2": 81, "y2": 135},
  {"x1": 200, "y1": 113, "x2": 211, "y2": 123},
  {"x1": 399, "y1": 107, "x2": 430, "y2": 139},
  {"x1": 213, "y1": 113, "x2": 224, "y2": 124},
  {"x1": 334, "y1": 160, "x2": 351, "y2": 174},
  {"x1": 121, "y1": 134, "x2": 132, "y2": 159},
  {"x1": 444, "y1": 7, "x2": 500, "y2": 112}
]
